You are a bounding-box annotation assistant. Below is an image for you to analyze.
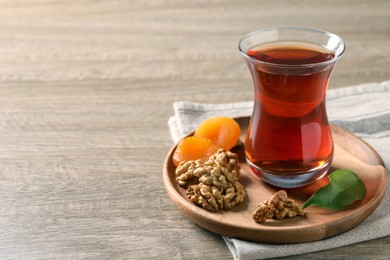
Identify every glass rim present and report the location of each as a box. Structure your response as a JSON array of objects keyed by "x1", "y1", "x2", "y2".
[{"x1": 238, "y1": 27, "x2": 346, "y2": 68}]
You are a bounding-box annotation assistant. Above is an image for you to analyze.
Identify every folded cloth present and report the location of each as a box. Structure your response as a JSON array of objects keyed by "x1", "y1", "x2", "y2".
[{"x1": 168, "y1": 81, "x2": 390, "y2": 260}]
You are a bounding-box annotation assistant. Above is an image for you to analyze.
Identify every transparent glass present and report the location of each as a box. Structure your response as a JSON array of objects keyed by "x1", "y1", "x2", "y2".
[{"x1": 239, "y1": 28, "x2": 345, "y2": 188}]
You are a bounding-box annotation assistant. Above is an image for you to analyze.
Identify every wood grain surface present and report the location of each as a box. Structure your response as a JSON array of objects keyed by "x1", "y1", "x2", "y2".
[{"x1": 0, "y1": 0, "x2": 388, "y2": 259}]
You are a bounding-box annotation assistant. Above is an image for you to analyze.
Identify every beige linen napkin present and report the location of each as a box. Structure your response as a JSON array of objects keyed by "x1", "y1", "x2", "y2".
[{"x1": 168, "y1": 81, "x2": 390, "y2": 260}]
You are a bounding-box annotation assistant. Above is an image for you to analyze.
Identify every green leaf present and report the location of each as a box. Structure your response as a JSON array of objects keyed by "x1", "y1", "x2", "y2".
[{"x1": 302, "y1": 169, "x2": 366, "y2": 210}]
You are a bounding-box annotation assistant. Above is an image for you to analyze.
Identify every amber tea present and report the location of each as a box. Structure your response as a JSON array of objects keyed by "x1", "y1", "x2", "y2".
[
  {"x1": 246, "y1": 44, "x2": 334, "y2": 178},
  {"x1": 239, "y1": 28, "x2": 345, "y2": 188}
]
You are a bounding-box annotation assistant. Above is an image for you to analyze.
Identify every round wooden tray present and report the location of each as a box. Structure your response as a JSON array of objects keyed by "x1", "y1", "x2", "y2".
[{"x1": 163, "y1": 117, "x2": 388, "y2": 244}]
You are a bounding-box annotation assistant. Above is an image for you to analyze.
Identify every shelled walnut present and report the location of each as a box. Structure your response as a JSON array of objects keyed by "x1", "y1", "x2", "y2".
[
  {"x1": 253, "y1": 190, "x2": 305, "y2": 223},
  {"x1": 175, "y1": 149, "x2": 246, "y2": 211}
]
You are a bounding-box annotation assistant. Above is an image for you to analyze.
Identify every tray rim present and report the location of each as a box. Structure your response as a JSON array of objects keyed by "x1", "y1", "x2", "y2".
[{"x1": 163, "y1": 117, "x2": 388, "y2": 244}]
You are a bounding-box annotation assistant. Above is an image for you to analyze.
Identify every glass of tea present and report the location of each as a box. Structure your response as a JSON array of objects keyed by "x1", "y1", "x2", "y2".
[{"x1": 239, "y1": 28, "x2": 345, "y2": 188}]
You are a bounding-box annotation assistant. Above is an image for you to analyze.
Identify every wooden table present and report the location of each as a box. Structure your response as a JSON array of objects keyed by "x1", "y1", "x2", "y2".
[{"x1": 0, "y1": 1, "x2": 388, "y2": 259}]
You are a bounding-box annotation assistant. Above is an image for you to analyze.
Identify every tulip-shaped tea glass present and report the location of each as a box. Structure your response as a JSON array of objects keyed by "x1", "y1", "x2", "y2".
[{"x1": 239, "y1": 28, "x2": 345, "y2": 188}]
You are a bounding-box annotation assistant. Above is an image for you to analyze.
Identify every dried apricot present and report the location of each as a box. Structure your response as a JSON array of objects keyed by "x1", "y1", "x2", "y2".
[
  {"x1": 194, "y1": 116, "x2": 241, "y2": 151},
  {"x1": 172, "y1": 136, "x2": 219, "y2": 166}
]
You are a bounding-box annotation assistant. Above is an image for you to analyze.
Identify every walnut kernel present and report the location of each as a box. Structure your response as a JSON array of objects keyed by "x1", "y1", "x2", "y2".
[
  {"x1": 253, "y1": 190, "x2": 305, "y2": 223},
  {"x1": 175, "y1": 149, "x2": 246, "y2": 212}
]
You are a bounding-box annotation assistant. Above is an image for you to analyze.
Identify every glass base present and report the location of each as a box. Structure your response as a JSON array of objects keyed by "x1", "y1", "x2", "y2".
[{"x1": 246, "y1": 158, "x2": 332, "y2": 188}]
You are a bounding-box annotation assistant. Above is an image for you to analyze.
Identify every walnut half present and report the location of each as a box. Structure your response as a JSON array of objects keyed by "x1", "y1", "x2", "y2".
[
  {"x1": 253, "y1": 190, "x2": 305, "y2": 223},
  {"x1": 175, "y1": 149, "x2": 246, "y2": 212}
]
